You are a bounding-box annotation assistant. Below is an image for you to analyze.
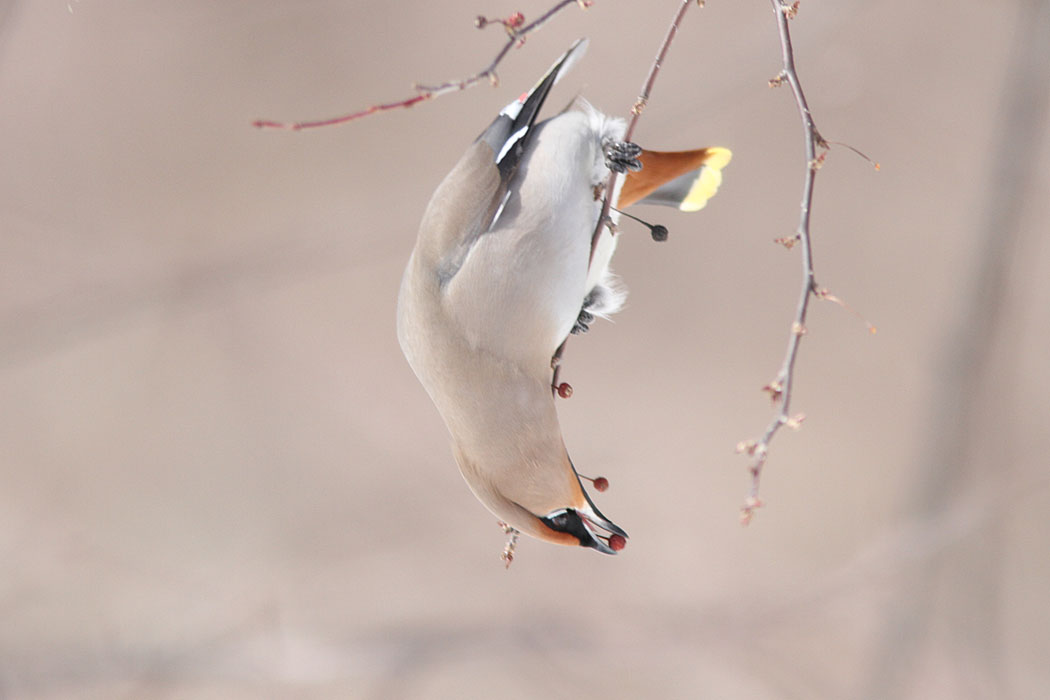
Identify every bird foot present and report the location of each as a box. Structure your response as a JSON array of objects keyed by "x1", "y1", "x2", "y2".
[
  {"x1": 603, "y1": 139, "x2": 642, "y2": 174},
  {"x1": 571, "y1": 285, "x2": 618, "y2": 335},
  {"x1": 571, "y1": 309, "x2": 594, "y2": 335}
]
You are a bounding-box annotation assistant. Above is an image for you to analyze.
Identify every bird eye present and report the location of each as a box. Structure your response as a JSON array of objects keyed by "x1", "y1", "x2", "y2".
[
  {"x1": 546, "y1": 511, "x2": 572, "y2": 530},
  {"x1": 541, "y1": 509, "x2": 588, "y2": 541}
]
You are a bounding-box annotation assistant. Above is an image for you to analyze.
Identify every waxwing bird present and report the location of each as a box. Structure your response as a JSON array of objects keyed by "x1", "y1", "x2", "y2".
[{"x1": 397, "y1": 39, "x2": 731, "y2": 555}]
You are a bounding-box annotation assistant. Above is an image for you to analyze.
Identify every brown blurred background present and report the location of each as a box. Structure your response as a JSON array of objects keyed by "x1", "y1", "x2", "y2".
[{"x1": 2, "y1": 1, "x2": 1048, "y2": 698}]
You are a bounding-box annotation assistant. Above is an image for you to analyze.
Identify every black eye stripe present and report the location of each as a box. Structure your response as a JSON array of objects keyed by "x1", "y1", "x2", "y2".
[
  {"x1": 548, "y1": 512, "x2": 572, "y2": 529},
  {"x1": 541, "y1": 509, "x2": 592, "y2": 547}
]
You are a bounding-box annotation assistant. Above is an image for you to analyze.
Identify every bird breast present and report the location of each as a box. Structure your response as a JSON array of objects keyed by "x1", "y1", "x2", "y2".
[{"x1": 445, "y1": 109, "x2": 615, "y2": 366}]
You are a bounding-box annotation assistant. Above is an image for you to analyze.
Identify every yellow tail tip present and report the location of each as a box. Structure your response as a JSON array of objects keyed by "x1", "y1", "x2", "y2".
[{"x1": 679, "y1": 147, "x2": 732, "y2": 212}]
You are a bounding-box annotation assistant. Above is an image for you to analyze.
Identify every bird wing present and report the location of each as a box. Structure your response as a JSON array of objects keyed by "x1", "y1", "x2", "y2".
[{"x1": 414, "y1": 39, "x2": 590, "y2": 285}]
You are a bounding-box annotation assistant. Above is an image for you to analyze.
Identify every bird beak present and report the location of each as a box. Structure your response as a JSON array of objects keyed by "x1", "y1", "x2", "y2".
[
  {"x1": 577, "y1": 504, "x2": 628, "y2": 554},
  {"x1": 573, "y1": 469, "x2": 628, "y2": 552},
  {"x1": 540, "y1": 505, "x2": 628, "y2": 555}
]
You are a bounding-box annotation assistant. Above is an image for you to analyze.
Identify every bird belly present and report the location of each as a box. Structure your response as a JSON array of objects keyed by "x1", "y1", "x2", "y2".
[{"x1": 446, "y1": 112, "x2": 606, "y2": 365}]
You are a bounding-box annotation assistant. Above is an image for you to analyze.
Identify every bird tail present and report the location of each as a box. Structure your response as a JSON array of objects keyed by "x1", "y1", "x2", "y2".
[{"x1": 618, "y1": 147, "x2": 732, "y2": 211}]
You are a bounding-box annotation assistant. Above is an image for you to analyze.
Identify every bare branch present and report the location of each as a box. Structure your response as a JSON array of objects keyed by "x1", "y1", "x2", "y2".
[
  {"x1": 739, "y1": 0, "x2": 826, "y2": 525},
  {"x1": 252, "y1": 0, "x2": 592, "y2": 131},
  {"x1": 499, "y1": 521, "x2": 520, "y2": 569},
  {"x1": 552, "y1": 0, "x2": 699, "y2": 394},
  {"x1": 588, "y1": 0, "x2": 696, "y2": 263},
  {"x1": 252, "y1": 93, "x2": 434, "y2": 131},
  {"x1": 814, "y1": 286, "x2": 877, "y2": 335}
]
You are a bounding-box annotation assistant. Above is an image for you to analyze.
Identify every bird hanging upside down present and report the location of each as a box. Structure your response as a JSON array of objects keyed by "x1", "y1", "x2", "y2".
[{"x1": 397, "y1": 39, "x2": 730, "y2": 556}]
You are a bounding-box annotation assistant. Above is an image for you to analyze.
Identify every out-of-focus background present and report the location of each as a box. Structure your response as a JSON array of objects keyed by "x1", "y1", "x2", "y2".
[{"x1": 2, "y1": 1, "x2": 1048, "y2": 697}]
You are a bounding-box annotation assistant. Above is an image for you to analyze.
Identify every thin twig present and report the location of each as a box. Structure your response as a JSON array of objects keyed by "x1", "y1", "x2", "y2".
[
  {"x1": 738, "y1": 0, "x2": 827, "y2": 525},
  {"x1": 252, "y1": 0, "x2": 592, "y2": 131},
  {"x1": 588, "y1": 0, "x2": 696, "y2": 263},
  {"x1": 499, "y1": 522, "x2": 521, "y2": 569},
  {"x1": 552, "y1": 0, "x2": 697, "y2": 395}
]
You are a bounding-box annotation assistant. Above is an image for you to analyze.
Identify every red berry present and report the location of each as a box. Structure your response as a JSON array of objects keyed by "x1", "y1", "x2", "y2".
[
  {"x1": 592, "y1": 476, "x2": 609, "y2": 492},
  {"x1": 507, "y1": 12, "x2": 525, "y2": 27},
  {"x1": 557, "y1": 382, "x2": 573, "y2": 398},
  {"x1": 608, "y1": 534, "x2": 626, "y2": 551}
]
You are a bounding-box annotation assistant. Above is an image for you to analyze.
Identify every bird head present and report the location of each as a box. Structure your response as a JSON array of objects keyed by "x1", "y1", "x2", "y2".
[{"x1": 453, "y1": 441, "x2": 628, "y2": 555}]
